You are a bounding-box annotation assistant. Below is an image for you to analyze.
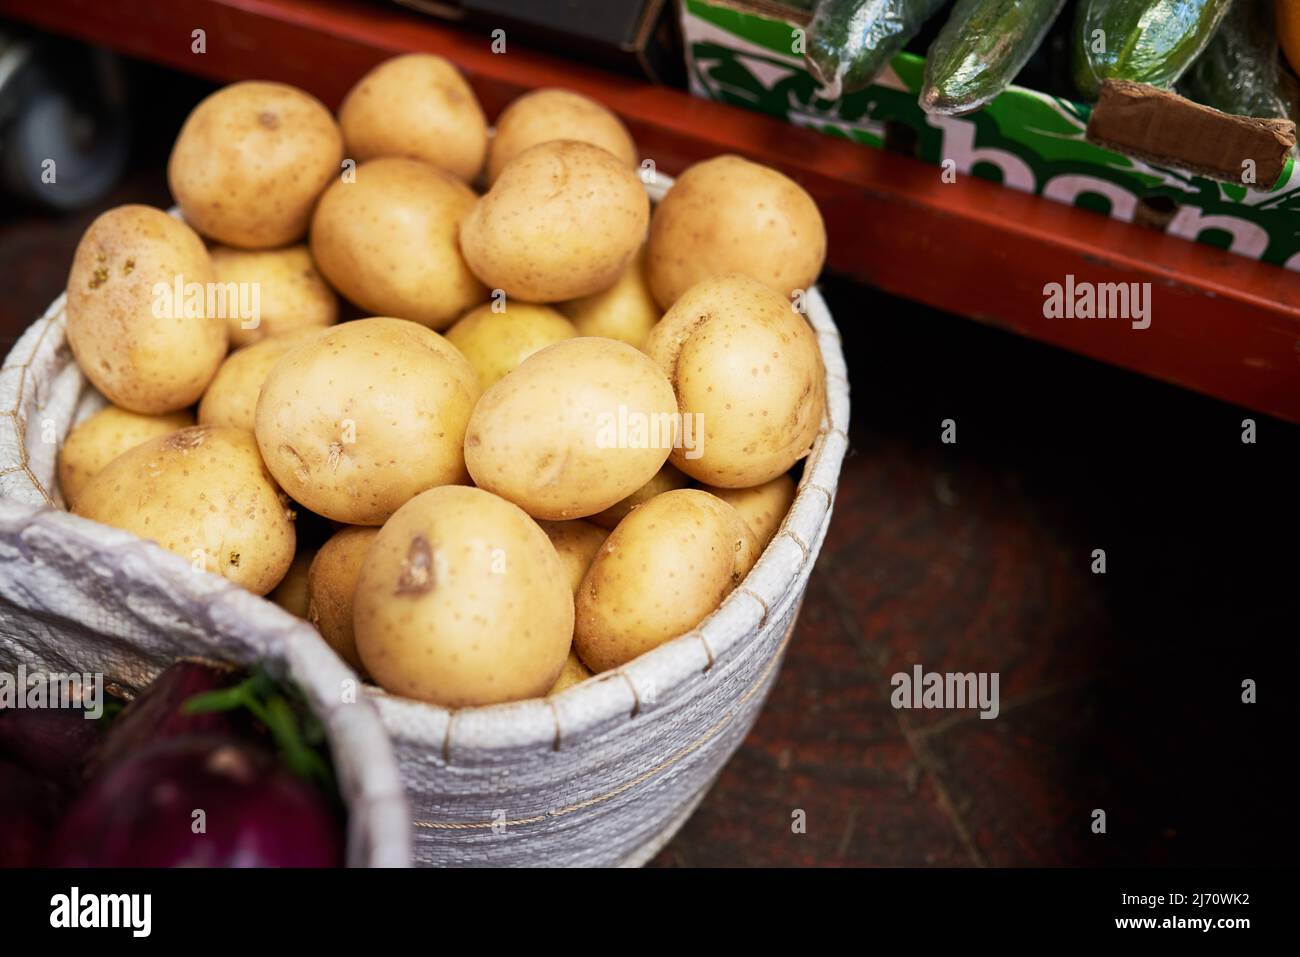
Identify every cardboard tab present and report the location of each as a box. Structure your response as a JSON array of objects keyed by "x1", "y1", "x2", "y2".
[{"x1": 1086, "y1": 79, "x2": 1296, "y2": 188}]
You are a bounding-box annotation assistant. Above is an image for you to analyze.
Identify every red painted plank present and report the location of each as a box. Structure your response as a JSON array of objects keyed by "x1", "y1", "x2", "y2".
[{"x1": 2, "y1": 0, "x2": 1298, "y2": 420}]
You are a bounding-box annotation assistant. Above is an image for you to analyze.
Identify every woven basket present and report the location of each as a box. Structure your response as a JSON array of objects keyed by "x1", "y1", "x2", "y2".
[{"x1": 0, "y1": 174, "x2": 849, "y2": 866}]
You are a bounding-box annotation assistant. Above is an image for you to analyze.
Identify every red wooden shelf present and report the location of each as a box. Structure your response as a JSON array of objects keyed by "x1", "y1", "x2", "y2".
[{"x1": 4, "y1": 0, "x2": 1300, "y2": 422}]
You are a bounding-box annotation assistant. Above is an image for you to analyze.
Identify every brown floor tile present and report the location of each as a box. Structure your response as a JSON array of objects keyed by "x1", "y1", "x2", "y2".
[{"x1": 819, "y1": 435, "x2": 1110, "y2": 731}]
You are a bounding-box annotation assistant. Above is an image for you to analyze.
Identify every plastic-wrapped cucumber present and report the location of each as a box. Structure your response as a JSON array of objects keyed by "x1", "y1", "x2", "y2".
[
  {"x1": 1182, "y1": 1, "x2": 1289, "y2": 120},
  {"x1": 1073, "y1": 0, "x2": 1234, "y2": 100},
  {"x1": 920, "y1": 0, "x2": 1068, "y2": 116},
  {"x1": 806, "y1": 0, "x2": 949, "y2": 98}
]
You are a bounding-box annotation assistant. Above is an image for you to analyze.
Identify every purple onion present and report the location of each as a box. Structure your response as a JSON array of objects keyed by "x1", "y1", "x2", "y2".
[
  {"x1": 0, "y1": 706, "x2": 104, "y2": 787},
  {"x1": 47, "y1": 736, "x2": 344, "y2": 868},
  {"x1": 0, "y1": 757, "x2": 62, "y2": 867},
  {"x1": 85, "y1": 660, "x2": 251, "y2": 779}
]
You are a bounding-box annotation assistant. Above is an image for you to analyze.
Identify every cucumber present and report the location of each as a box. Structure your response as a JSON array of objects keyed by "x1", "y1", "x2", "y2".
[
  {"x1": 1182, "y1": 1, "x2": 1289, "y2": 120},
  {"x1": 920, "y1": 0, "x2": 1068, "y2": 116},
  {"x1": 806, "y1": 0, "x2": 948, "y2": 99},
  {"x1": 1072, "y1": 0, "x2": 1234, "y2": 100}
]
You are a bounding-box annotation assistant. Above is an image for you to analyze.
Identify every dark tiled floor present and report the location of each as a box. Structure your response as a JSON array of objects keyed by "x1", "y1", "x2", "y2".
[{"x1": 2, "y1": 62, "x2": 1295, "y2": 869}]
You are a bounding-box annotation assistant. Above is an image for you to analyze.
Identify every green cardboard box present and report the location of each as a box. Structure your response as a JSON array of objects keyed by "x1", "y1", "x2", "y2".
[{"x1": 681, "y1": 0, "x2": 1300, "y2": 272}]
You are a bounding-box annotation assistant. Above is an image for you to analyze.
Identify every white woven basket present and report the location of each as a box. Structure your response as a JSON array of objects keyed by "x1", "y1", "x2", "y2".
[{"x1": 0, "y1": 173, "x2": 849, "y2": 866}]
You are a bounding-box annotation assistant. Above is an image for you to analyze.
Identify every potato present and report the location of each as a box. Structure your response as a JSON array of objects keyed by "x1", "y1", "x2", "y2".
[
  {"x1": 460, "y1": 140, "x2": 649, "y2": 302},
  {"x1": 353, "y1": 486, "x2": 573, "y2": 707},
  {"x1": 270, "y1": 549, "x2": 314, "y2": 618},
  {"x1": 574, "y1": 489, "x2": 757, "y2": 672},
  {"x1": 444, "y1": 302, "x2": 577, "y2": 389},
  {"x1": 255, "y1": 317, "x2": 479, "y2": 525},
  {"x1": 646, "y1": 155, "x2": 826, "y2": 309},
  {"x1": 701, "y1": 474, "x2": 796, "y2": 550},
  {"x1": 209, "y1": 245, "x2": 337, "y2": 347},
  {"x1": 645, "y1": 274, "x2": 825, "y2": 488},
  {"x1": 168, "y1": 81, "x2": 343, "y2": 249},
  {"x1": 307, "y1": 526, "x2": 378, "y2": 672},
  {"x1": 65, "y1": 205, "x2": 226, "y2": 414},
  {"x1": 538, "y1": 520, "x2": 608, "y2": 595},
  {"x1": 558, "y1": 249, "x2": 660, "y2": 349},
  {"x1": 486, "y1": 88, "x2": 637, "y2": 185},
  {"x1": 58, "y1": 405, "x2": 195, "y2": 506},
  {"x1": 548, "y1": 651, "x2": 594, "y2": 695},
  {"x1": 198, "y1": 328, "x2": 324, "y2": 432},
  {"x1": 73, "y1": 426, "x2": 295, "y2": 595},
  {"x1": 339, "y1": 53, "x2": 488, "y2": 183},
  {"x1": 310, "y1": 158, "x2": 485, "y2": 329},
  {"x1": 588, "y1": 462, "x2": 690, "y2": 530},
  {"x1": 464, "y1": 337, "x2": 676, "y2": 520}
]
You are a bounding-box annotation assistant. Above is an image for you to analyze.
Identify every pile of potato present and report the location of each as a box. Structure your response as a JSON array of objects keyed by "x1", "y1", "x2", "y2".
[{"x1": 56, "y1": 54, "x2": 828, "y2": 708}]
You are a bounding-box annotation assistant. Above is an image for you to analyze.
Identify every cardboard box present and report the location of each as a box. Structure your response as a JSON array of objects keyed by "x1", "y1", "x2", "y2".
[{"x1": 681, "y1": 0, "x2": 1300, "y2": 272}]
